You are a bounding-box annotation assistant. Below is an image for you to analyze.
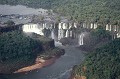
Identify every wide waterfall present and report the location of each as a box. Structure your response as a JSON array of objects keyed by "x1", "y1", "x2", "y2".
[
  {"x1": 79, "y1": 33, "x2": 84, "y2": 46},
  {"x1": 22, "y1": 23, "x2": 44, "y2": 35}
]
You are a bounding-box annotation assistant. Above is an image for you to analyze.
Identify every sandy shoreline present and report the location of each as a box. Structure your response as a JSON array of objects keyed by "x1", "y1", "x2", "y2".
[{"x1": 14, "y1": 56, "x2": 59, "y2": 73}]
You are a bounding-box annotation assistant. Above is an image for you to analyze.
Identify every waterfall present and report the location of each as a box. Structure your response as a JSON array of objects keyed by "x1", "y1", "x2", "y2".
[
  {"x1": 106, "y1": 24, "x2": 109, "y2": 30},
  {"x1": 114, "y1": 25, "x2": 117, "y2": 32},
  {"x1": 43, "y1": 23, "x2": 45, "y2": 28},
  {"x1": 74, "y1": 23, "x2": 77, "y2": 28},
  {"x1": 90, "y1": 23, "x2": 94, "y2": 29},
  {"x1": 70, "y1": 31, "x2": 72, "y2": 37},
  {"x1": 109, "y1": 25, "x2": 112, "y2": 31},
  {"x1": 22, "y1": 23, "x2": 44, "y2": 35},
  {"x1": 59, "y1": 23, "x2": 62, "y2": 29},
  {"x1": 69, "y1": 23, "x2": 72, "y2": 29},
  {"x1": 94, "y1": 23, "x2": 98, "y2": 29},
  {"x1": 58, "y1": 29, "x2": 64, "y2": 40},
  {"x1": 79, "y1": 33, "x2": 84, "y2": 46},
  {"x1": 106, "y1": 24, "x2": 112, "y2": 31},
  {"x1": 51, "y1": 30, "x2": 55, "y2": 39},
  {"x1": 65, "y1": 30, "x2": 69, "y2": 37}
]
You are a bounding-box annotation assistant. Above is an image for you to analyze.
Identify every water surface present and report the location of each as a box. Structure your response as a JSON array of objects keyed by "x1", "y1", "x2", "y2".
[
  {"x1": 0, "y1": 5, "x2": 47, "y2": 15},
  {"x1": 9, "y1": 42, "x2": 85, "y2": 79}
]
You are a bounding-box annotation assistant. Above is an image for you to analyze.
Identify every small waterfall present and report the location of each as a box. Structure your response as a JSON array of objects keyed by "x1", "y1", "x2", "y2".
[
  {"x1": 65, "y1": 30, "x2": 69, "y2": 37},
  {"x1": 106, "y1": 24, "x2": 109, "y2": 30},
  {"x1": 114, "y1": 25, "x2": 117, "y2": 32},
  {"x1": 106, "y1": 24, "x2": 112, "y2": 31},
  {"x1": 70, "y1": 31, "x2": 72, "y2": 37},
  {"x1": 51, "y1": 30, "x2": 55, "y2": 39},
  {"x1": 79, "y1": 33, "x2": 84, "y2": 46},
  {"x1": 58, "y1": 29, "x2": 64, "y2": 40},
  {"x1": 94, "y1": 23, "x2": 98, "y2": 29},
  {"x1": 109, "y1": 25, "x2": 112, "y2": 31}
]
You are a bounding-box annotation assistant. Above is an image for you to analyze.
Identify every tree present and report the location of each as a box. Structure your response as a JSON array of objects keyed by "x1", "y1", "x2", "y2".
[{"x1": 4, "y1": 20, "x2": 15, "y2": 26}]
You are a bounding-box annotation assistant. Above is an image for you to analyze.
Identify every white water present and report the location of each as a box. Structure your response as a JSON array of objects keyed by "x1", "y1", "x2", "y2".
[
  {"x1": 65, "y1": 30, "x2": 69, "y2": 37},
  {"x1": 79, "y1": 33, "x2": 84, "y2": 46},
  {"x1": 51, "y1": 30, "x2": 55, "y2": 40}
]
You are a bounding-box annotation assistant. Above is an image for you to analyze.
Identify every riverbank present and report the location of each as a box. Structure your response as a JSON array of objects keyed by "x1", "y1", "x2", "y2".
[{"x1": 14, "y1": 55, "x2": 60, "y2": 73}]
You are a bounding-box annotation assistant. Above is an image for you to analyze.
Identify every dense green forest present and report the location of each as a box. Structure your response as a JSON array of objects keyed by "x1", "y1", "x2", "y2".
[
  {"x1": 0, "y1": 31, "x2": 64, "y2": 74},
  {"x1": 0, "y1": 31, "x2": 42, "y2": 62},
  {"x1": 72, "y1": 38, "x2": 120, "y2": 79},
  {"x1": 90, "y1": 26, "x2": 112, "y2": 42},
  {"x1": 0, "y1": 0, "x2": 120, "y2": 24}
]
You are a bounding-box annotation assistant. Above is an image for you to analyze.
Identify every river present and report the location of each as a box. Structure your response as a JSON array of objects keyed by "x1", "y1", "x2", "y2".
[
  {"x1": 0, "y1": 5, "x2": 85, "y2": 79},
  {"x1": 0, "y1": 5, "x2": 48, "y2": 15},
  {"x1": 7, "y1": 42, "x2": 85, "y2": 79},
  {"x1": 0, "y1": 5, "x2": 48, "y2": 24}
]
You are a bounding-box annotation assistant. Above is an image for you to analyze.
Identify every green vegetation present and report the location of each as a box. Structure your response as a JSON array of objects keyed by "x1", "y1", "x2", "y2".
[
  {"x1": 0, "y1": 31, "x2": 42, "y2": 62},
  {"x1": 0, "y1": 31, "x2": 64, "y2": 74},
  {"x1": 4, "y1": 20, "x2": 15, "y2": 26},
  {"x1": 0, "y1": 31, "x2": 42, "y2": 73},
  {"x1": 0, "y1": 0, "x2": 119, "y2": 24},
  {"x1": 90, "y1": 26, "x2": 112, "y2": 42},
  {"x1": 73, "y1": 38, "x2": 120, "y2": 79}
]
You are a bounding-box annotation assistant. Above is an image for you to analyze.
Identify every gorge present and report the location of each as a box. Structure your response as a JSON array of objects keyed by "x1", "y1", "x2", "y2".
[{"x1": 0, "y1": 0, "x2": 120, "y2": 78}]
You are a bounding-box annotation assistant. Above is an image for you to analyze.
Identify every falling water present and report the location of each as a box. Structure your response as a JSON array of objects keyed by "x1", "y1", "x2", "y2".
[
  {"x1": 51, "y1": 30, "x2": 55, "y2": 40},
  {"x1": 70, "y1": 31, "x2": 72, "y2": 37},
  {"x1": 58, "y1": 29, "x2": 64, "y2": 40},
  {"x1": 65, "y1": 30, "x2": 69, "y2": 37},
  {"x1": 79, "y1": 33, "x2": 84, "y2": 46}
]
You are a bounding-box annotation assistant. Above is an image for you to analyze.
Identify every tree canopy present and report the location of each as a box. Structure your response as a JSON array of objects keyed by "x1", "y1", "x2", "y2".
[
  {"x1": 73, "y1": 38, "x2": 120, "y2": 79},
  {"x1": 0, "y1": 31, "x2": 42, "y2": 62}
]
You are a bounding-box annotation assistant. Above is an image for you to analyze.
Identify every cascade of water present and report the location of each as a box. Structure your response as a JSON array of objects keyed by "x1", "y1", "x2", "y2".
[
  {"x1": 79, "y1": 33, "x2": 84, "y2": 46},
  {"x1": 90, "y1": 23, "x2": 94, "y2": 29},
  {"x1": 51, "y1": 30, "x2": 55, "y2": 39},
  {"x1": 65, "y1": 30, "x2": 69, "y2": 37},
  {"x1": 59, "y1": 23, "x2": 62, "y2": 29},
  {"x1": 94, "y1": 23, "x2": 98, "y2": 29},
  {"x1": 114, "y1": 25, "x2": 117, "y2": 31},
  {"x1": 43, "y1": 23, "x2": 45, "y2": 28},
  {"x1": 109, "y1": 25, "x2": 112, "y2": 31},
  {"x1": 70, "y1": 31, "x2": 72, "y2": 37},
  {"x1": 58, "y1": 29, "x2": 64, "y2": 40},
  {"x1": 106, "y1": 24, "x2": 109, "y2": 30}
]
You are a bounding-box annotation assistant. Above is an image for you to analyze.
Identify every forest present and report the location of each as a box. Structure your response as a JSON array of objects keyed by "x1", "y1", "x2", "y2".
[
  {"x1": 0, "y1": 0, "x2": 120, "y2": 78},
  {"x1": 72, "y1": 38, "x2": 120, "y2": 79},
  {"x1": 0, "y1": 31, "x2": 42, "y2": 62},
  {"x1": 0, "y1": 31, "x2": 64, "y2": 74}
]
